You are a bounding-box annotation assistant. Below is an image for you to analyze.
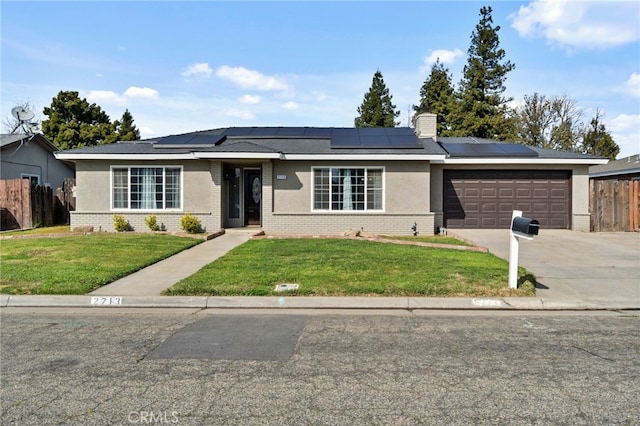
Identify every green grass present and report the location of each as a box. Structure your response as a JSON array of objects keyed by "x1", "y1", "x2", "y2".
[
  {"x1": 379, "y1": 235, "x2": 470, "y2": 246},
  {"x1": 0, "y1": 225, "x2": 71, "y2": 237},
  {"x1": 165, "y1": 238, "x2": 535, "y2": 297},
  {"x1": 0, "y1": 234, "x2": 202, "y2": 295}
]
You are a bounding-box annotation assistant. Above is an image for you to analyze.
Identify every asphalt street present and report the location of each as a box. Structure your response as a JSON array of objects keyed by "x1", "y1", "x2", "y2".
[{"x1": 1, "y1": 308, "x2": 638, "y2": 425}]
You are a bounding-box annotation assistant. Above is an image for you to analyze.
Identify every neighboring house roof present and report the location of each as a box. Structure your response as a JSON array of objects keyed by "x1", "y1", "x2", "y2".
[
  {"x1": 589, "y1": 154, "x2": 640, "y2": 178},
  {"x1": 54, "y1": 126, "x2": 607, "y2": 165},
  {"x1": 0, "y1": 133, "x2": 59, "y2": 153}
]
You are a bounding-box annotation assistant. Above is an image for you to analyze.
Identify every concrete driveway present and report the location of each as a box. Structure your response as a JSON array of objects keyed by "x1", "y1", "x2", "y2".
[{"x1": 452, "y1": 229, "x2": 640, "y2": 309}]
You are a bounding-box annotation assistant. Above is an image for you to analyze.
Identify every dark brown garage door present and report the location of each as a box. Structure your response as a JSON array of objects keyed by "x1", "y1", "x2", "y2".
[{"x1": 444, "y1": 170, "x2": 571, "y2": 229}]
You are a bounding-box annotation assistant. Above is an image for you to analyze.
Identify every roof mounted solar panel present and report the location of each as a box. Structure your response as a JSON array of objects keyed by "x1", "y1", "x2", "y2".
[
  {"x1": 330, "y1": 127, "x2": 422, "y2": 149},
  {"x1": 154, "y1": 134, "x2": 226, "y2": 148}
]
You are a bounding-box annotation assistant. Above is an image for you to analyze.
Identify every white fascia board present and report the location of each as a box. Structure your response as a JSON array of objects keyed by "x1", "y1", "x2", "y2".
[
  {"x1": 283, "y1": 154, "x2": 447, "y2": 161},
  {"x1": 432, "y1": 158, "x2": 610, "y2": 165},
  {"x1": 194, "y1": 152, "x2": 282, "y2": 159},
  {"x1": 54, "y1": 153, "x2": 196, "y2": 160}
]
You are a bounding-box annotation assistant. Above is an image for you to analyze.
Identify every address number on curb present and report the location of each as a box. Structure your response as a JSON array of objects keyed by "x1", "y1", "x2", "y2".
[{"x1": 90, "y1": 296, "x2": 122, "y2": 306}]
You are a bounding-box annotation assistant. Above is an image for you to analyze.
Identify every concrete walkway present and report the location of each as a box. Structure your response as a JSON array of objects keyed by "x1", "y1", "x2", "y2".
[
  {"x1": 90, "y1": 232, "x2": 252, "y2": 296},
  {"x1": 451, "y1": 229, "x2": 640, "y2": 309}
]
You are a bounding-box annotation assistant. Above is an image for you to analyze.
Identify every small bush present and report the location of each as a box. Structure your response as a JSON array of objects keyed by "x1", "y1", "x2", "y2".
[
  {"x1": 113, "y1": 214, "x2": 130, "y2": 232},
  {"x1": 180, "y1": 213, "x2": 202, "y2": 234},
  {"x1": 145, "y1": 214, "x2": 161, "y2": 232}
]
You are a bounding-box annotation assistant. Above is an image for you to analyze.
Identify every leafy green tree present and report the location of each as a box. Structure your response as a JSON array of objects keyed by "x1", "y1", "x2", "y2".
[
  {"x1": 116, "y1": 109, "x2": 141, "y2": 141},
  {"x1": 42, "y1": 91, "x2": 119, "y2": 150},
  {"x1": 580, "y1": 110, "x2": 619, "y2": 160},
  {"x1": 355, "y1": 70, "x2": 400, "y2": 127},
  {"x1": 414, "y1": 59, "x2": 456, "y2": 136},
  {"x1": 452, "y1": 6, "x2": 515, "y2": 140}
]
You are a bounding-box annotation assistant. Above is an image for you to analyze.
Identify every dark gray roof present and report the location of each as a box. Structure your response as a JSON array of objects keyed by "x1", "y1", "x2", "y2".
[
  {"x1": 590, "y1": 154, "x2": 640, "y2": 177},
  {"x1": 438, "y1": 137, "x2": 606, "y2": 160},
  {"x1": 59, "y1": 127, "x2": 447, "y2": 157},
  {"x1": 56, "y1": 127, "x2": 606, "y2": 162}
]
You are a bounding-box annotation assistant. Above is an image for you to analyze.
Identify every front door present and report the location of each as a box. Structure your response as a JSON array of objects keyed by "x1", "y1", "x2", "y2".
[{"x1": 244, "y1": 169, "x2": 261, "y2": 226}]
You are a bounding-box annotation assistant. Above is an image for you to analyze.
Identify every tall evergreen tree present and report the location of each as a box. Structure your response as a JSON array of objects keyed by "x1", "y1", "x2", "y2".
[
  {"x1": 354, "y1": 70, "x2": 400, "y2": 127},
  {"x1": 116, "y1": 109, "x2": 141, "y2": 141},
  {"x1": 580, "y1": 110, "x2": 619, "y2": 160},
  {"x1": 414, "y1": 59, "x2": 456, "y2": 136},
  {"x1": 42, "y1": 91, "x2": 119, "y2": 150},
  {"x1": 453, "y1": 6, "x2": 515, "y2": 140}
]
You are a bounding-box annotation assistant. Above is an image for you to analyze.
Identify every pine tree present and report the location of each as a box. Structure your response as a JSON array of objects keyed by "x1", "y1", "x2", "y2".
[
  {"x1": 354, "y1": 70, "x2": 400, "y2": 127},
  {"x1": 580, "y1": 110, "x2": 619, "y2": 160},
  {"x1": 453, "y1": 6, "x2": 515, "y2": 140},
  {"x1": 116, "y1": 109, "x2": 141, "y2": 141},
  {"x1": 414, "y1": 60, "x2": 456, "y2": 136},
  {"x1": 42, "y1": 91, "x2": 119, "y2": 150}
]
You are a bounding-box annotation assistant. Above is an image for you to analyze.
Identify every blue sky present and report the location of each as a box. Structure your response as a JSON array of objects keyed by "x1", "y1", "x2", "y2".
[{"x1": 2, "y1": 1, "x2": 639, "y2": 158}]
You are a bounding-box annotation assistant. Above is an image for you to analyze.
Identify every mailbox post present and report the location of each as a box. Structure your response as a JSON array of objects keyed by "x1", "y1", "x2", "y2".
[{"x1": 509, "y1": 210, "x2": 540, "y2": 289}]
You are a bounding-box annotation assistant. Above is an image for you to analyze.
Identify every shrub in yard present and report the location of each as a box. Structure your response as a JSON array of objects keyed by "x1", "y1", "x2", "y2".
[
  {"x1": 145, "y1": 214, "x2": 161, "y2": 232},
  {"x1": 113, "y1": 214, "x2": 130, "y2": 232},
  {"x1": 180, "y1": 213, "x2": 202, "y2": 234}
]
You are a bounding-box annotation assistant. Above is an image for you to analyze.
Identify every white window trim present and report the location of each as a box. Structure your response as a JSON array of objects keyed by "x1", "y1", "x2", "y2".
[
  {"x1": 110, "y1": 165, "x2": 184, "y2": 212},
  {"x1": 310, "y1": 166, "x2": 385, "y2": 213}
]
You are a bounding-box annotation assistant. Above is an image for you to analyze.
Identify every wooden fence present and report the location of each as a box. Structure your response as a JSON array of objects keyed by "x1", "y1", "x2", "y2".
[
  {"x1": 0, "y1": 178, "x2": 75, "y2": 231},
  {"x1": 590, "y1": 179, "x2": 640, "y2": 232}
]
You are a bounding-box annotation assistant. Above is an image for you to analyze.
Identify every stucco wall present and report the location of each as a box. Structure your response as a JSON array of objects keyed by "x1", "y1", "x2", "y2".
[
  {"x1": 71, "y1": 159, "x2": 219, "y2": 232},
  {"x1": 430, "y1": 163, "x2": 592, "y2": 232},
  {"x1": 262, "y1": 160, "x2": 434, "y2": 235},
  {"x1": 1, "y1": 141, "x2": 74, "y2": 188}
]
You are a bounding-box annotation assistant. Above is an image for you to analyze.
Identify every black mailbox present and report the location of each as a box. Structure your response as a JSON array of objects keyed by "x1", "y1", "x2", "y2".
[{"x1": 511, "y1": 216, "x2": 540, "y2": 236}]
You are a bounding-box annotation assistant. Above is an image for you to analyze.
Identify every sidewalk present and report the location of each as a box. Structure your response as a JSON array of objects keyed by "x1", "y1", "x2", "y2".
[{"x1": 89, "y1": 231, "x2": 252, "y2": 296}]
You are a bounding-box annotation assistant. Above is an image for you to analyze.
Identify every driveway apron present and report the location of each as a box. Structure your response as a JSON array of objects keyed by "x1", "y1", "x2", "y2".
[{"x1": 452, "y1": 229, "x2": 640, "y2": 308}]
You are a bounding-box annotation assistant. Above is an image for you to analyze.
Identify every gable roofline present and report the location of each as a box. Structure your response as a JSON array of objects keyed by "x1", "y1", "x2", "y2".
[
  {"x1": 589, "y1": 154, "x2": 640, "y2": 177},
  {"x1": 1, "y1": 133, "x2": 59, "y2": 153}
]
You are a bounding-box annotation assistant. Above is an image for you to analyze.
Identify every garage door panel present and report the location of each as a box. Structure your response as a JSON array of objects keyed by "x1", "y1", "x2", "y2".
[{"x1": 444, "y1": 170, "x2": 571, "y2": 229}]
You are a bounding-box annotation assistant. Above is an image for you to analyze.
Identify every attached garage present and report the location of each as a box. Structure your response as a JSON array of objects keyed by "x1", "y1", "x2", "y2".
[{"x1": 444, "y1": 170, "x2": 571, "y2": 229}]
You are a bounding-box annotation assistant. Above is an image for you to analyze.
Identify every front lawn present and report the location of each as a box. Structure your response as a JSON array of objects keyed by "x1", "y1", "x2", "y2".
[
  {"x1": 165, "y1": 238, "x2": 535, "y2": 297},
  {"x1": 0, "y1": 234, "x2": 202, "y2": 295}
]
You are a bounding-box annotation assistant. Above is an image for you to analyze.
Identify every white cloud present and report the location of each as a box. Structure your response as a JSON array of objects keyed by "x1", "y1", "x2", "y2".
[
  {"x1": 181, "y1": 62, "x2": 213, "y2": 79},
  {"x1": 123, "y1": 86, "x2": 159, "y2": 100},
  {"x1": 225, "y1": 108, "x2": 255, "y2": 120},
  {"x1": 216, "y1": 65, "x2": 289, "y2": 91},
  {"x1": 423, "y1": 48, "x2": 463, "y2": 67},
  {"x1": 139, "y1": 126, "x2": 155, "y2": 138},
  {"x1": 87, "y1": 90, "x2": 122, "y2": 104},
  {"x1": 609, "y1": 113, "x2": 640, "y2": 158},
  {"x1": 312, "y1": 91, "x2": 327, "y2": 102},
  {"x1": 239, "y1": 95, "x2": 260, "y2": 105},
  {"x1": 86, "y1": 87, "x2": 159, "y2": 107},
  {"x1": 610, "y1": 113, "x2": 640, "y2": 133},
  {"x1": 615, "y1": 73, "x2": 640, "y2": 98},
  {"x1": 282, "y1": 101, "x2": 298, "y2": 110},
  {"x1": 509, "y1": 1, "x2": 640, "y2": 50}
]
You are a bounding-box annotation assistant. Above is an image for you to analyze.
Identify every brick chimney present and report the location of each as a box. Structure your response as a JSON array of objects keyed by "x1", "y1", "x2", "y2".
[{"x1": 414, "y1": 113, "x2": 437, "y2": 140}]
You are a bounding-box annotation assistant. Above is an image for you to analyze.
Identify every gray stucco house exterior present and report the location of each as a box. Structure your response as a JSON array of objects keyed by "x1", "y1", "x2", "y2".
[
  {"x1": 1, "y1": 133, "x2": 75, "y2": 188},
  {"x1": 55, "y1": 114, "x2": 607, "y2": 235}
]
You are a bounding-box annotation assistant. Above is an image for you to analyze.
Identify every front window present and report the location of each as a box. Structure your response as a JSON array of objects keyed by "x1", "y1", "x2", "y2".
[
  {"x1": 313, "y1": 167, "x2": 383, "y2": 211},
  {"x1": 112, "y1": 166, "x2": 182, "y2": 210}
]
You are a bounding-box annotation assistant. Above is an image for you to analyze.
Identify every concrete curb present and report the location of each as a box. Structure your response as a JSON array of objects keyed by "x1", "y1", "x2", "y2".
[{"x1": 1, "y1": 295, "x2": 637, "y2": 311}]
